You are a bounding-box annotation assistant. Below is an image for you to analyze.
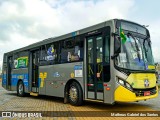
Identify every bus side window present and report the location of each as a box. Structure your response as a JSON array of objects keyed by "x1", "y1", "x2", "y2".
[
  {"x1": 60, "y1": 37, "x2": 83, "y2": 63},
  {"x1": 13, "y1": 53, "x2": 19, "y2": 69},
  {"x1": 40, "y1": 43, "x2": 58, "y2": 65},
  {"x1": 13, "y1": 52, "x2": 29, "y2": 69},
  {"x1": 46, "y1": 44, "x2": 57, "y2": 64},
  {"x1": 77, "y1": 39, "x2": 84, "y2": 61}
]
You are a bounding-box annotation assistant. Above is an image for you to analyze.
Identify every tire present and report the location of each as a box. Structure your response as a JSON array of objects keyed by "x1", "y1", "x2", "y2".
[
  {"x1": 17, "y1": 81, "x2": 25, "y2": 97},
  {"x1": 68, "y1": 82, "x2": 83, "y2": 106}
]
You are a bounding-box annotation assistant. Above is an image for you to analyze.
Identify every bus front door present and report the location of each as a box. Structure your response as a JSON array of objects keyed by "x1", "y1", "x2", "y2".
[
  {"x1": 6, "y1": 56, "x2": 12, "y2": 90},
  {"x1": 86, "y1": 35, "x2": 104, "y2": 100}
]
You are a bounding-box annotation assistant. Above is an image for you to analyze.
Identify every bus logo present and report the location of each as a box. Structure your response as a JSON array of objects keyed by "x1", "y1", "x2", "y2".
[
  {"x1": 39, "y1": 72, "x2": 47, "y2": 87},
  {"x1": 144, "y1": 79, "x2": 149, "y2": 87}
]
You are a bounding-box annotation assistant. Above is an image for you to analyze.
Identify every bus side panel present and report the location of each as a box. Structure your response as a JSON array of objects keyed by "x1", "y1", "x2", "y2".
[
  {"x1": 2, "y1": 73, "x2": 7, "y2": 89},
  {"x1": 38, "y1": 62, "x2": 84, "y2": 98},
  {"x1": 103, "y1": 21, "x2": 116, "y2": 104},
  {"x1": 11, "y1": 68, "x2": 29, "y2": 93}
]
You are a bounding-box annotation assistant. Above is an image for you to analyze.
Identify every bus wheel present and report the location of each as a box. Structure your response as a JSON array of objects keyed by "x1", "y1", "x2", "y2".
[
  {"x1": 17, "y1": 81, "x2": 25, "y2": 97},
  {"x1": 69, "y1": 82, "x2": 83, "y2": 106}
]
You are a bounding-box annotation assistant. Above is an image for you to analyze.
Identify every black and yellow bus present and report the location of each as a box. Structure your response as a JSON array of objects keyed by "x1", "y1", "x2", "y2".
[{"x1": 2, "y1": 19, "x2": 158, "y2": 106}]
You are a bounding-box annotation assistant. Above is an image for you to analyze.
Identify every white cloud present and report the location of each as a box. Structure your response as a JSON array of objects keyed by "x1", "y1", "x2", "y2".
[
  {"x1": 148, "y1": 20, "x2": 160, "y2": 62},
  {"x1": 0, "y1": 0, "x2": 135, "y2": 67},
  {"x1": 152, "y1": 47, "x2": 160, "y2": 62}
]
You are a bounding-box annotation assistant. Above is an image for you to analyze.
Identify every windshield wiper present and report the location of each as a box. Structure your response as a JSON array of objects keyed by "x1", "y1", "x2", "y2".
[{"x1": 127, "y1": 32, "x2": 141, "y2": 61}]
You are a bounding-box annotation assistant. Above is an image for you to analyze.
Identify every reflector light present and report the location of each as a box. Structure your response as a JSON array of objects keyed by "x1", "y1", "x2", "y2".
[
  {"x1": 87, "y1": 84, "x2": 94, "y2": 86},
  {"x1": 106, "y1": 87, "x2": 110, "y2": 90}
]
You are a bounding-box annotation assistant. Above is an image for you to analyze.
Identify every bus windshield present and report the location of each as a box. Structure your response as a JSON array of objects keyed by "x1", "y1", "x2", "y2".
[{"x1": 116, "y1": 34, "x2": 154, "y2": 71}]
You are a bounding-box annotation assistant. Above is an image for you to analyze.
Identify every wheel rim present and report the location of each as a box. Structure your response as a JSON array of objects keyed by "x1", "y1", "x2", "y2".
[
  {"x1": 19, "y1": 84, "x2": 23, "y2": 95},
  {"x1": 69, "y1": 86, "x2": 78, "y2": 102}
]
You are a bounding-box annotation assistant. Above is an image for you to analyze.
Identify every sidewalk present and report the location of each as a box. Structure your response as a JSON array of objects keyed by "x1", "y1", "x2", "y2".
[{"x1": 0, "y1": 81, "x2": 159, "y2": 120}]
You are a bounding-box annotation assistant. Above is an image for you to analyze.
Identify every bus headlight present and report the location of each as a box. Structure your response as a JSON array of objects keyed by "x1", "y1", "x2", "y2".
[
  {"x1": 126, "y1": 82, "x2": 132, "y2": 90},
  {"x1": 117, "y1": 78, "x2": 133, "y2": 91},
  {"x1": 118, "y1": 79, "x2": 125, "y2": 85}
]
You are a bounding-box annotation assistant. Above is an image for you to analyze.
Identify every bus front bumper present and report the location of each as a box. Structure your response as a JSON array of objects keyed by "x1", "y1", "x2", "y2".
[{"x1": 114, "y1": 85, "x2": 158, "y2": 102}]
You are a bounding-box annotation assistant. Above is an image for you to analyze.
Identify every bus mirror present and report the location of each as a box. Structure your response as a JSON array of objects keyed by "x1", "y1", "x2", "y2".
[
  {"x1": 111, "y1": 36, "x2": 121, "y2": 59},
  {"x1": 115, "y1": 36, "x2": 121, "y2": 53}
]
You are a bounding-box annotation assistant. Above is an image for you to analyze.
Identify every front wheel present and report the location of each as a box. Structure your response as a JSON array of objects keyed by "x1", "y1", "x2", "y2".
[
  {"x1": 17, "y1": 81, "x2": 25, "y2": 97},
  {"x1": 69, "y1": 82, "x2": 83, "y2": 106}
]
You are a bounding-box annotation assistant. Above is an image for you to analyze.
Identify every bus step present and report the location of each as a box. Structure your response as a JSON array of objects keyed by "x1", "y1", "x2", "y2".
[
  {"x1": 85, "y1": 99, "x2": 103, "y2": 103},
  {"x1": 30, "y1": 92, "x2": 38, "y2": 96},
  {"x1": 31, "y1": 87, "x2": 39, "y2": 92}
]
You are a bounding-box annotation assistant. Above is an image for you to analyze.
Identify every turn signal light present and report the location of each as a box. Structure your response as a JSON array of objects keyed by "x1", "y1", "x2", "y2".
[{"x1": 106, "y1": 87, "x2": 110, "y2": 91}]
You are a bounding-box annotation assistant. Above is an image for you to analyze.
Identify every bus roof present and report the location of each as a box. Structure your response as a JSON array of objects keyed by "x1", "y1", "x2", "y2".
[{"x1": 4, "y1": 19, "x2": 146, "y2": 55}]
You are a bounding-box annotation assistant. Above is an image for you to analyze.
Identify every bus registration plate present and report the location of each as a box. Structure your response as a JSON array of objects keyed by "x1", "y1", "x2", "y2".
[{"x1": 144, "y1": 91, "x2": 150, "y2": 96}]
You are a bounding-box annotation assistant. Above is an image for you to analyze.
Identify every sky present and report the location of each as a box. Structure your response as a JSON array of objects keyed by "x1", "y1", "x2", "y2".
[{"x1": 0, "y1": 0, "x2": 160, "y2": 71}]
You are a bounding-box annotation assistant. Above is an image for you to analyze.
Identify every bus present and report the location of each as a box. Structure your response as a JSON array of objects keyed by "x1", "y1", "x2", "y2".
[{"x1": 2, "y1": 19, "x2": 158, "y2": 106}]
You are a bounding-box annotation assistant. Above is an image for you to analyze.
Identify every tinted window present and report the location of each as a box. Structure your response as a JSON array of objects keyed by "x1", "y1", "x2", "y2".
[
  {"x1": 13, "y1": 52, "x2": 28, "y2": 69},
  {"x1": 39, "y1": 42, "x2": 58, "y2": 65},
  {"x1": 60, "y1": 37, "x2": 84, "y2": 63},
  {"x1": 121, "y1": 21, "x2": 147, "y2": 35}
]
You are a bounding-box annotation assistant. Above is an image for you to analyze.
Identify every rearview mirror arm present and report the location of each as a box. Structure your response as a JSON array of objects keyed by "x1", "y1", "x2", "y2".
[{"x1": 111, "y1": 32, "x2": 119, "y2": 37}]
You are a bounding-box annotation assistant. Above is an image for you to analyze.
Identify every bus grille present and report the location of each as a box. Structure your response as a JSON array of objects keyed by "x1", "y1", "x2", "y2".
[{"x1": 133, "y1": 87, "x2": 157, "y2": 97}]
